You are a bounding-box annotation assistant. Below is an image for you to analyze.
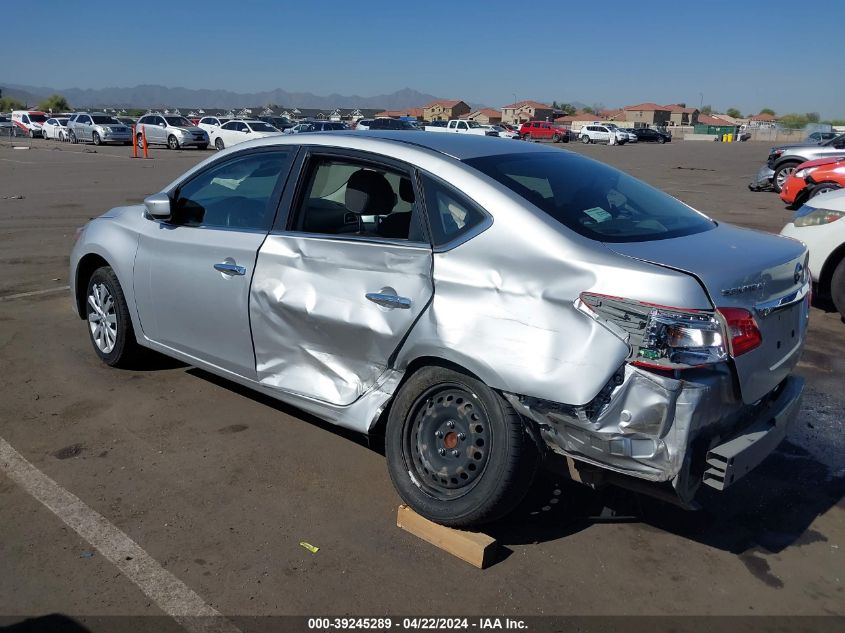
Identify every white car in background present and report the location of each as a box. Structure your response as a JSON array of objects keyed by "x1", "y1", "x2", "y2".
[
  {"x1": 197, "y1": 116, "x2": 231, "y2": 137},
  {"x1": 486, "y1": 125, "x2": 519, "y2": 139},
  {"x1": 208, "y1": 119, "x2": 283, "y2": 150},
  {"x1": 42, "y1": 117, "x2": 69, "y2": 140},
  {"x1": 781, "y1": 189, "x2": 845, "y2": 318},
  {"x1": 580, "y1": 123, "x2": 627, "y2": 145}
]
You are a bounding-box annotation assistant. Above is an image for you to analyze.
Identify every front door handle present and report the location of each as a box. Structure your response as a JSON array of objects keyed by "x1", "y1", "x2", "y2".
[
  {"x1": 365, "y1": 292, "x2": 412, "y2": 309},
  {"x1": 214, "y1": 262, "x2": 246, "y2": 276}
]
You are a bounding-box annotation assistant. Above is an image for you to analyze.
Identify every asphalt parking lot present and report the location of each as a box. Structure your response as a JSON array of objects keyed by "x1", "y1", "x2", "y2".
[{"x1": 0, "y1": 138, "x2": 843, "y2": 630}]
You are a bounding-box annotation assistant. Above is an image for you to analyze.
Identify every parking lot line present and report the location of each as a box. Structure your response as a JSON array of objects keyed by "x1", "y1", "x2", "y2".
[
  {"x1": 0, "y1": 437, "x2": 242, "y2": 633},
  {"x1": 0, "y1": 286, "x2": 70, "y2": 301}
]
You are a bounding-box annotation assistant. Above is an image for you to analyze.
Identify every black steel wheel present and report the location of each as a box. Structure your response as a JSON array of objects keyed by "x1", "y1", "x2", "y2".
[{"x1": 386, "y1": 366, "x2": 539, "y2": 527}]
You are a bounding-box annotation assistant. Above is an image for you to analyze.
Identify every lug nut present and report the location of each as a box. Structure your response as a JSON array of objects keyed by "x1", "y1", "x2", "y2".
[
  {"x1": 447, "y1": 421, "x2": 455, "y2": 429},
  {"x1": 451, "y1": 450, "x2": 460, "y2": 457},
  {"x1": 458, "y1": 432, "x2": 466, "y2": 441},
  {"x1": 435, "y1": 430, "x2": 444, "y2": 438},
  {"x1": 438, "y1": 448, "x2": 446, "y2": 456}
]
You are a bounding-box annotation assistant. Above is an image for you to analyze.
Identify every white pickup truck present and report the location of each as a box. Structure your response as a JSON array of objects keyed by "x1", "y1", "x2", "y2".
[{"x1": 425, "y1": 120, "x2": 499, "y2": 136}]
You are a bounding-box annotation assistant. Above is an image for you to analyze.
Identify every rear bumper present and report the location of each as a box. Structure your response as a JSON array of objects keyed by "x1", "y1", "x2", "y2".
[
  {"x1": 702, "y1": 375, "x2": 803, "y2": 490},
  {"x1": 749, "y1": 165, "x2": 775, "y2": 191},
  {"x1": 505, "y1": 366, "x2": 804, "y2": 506}
]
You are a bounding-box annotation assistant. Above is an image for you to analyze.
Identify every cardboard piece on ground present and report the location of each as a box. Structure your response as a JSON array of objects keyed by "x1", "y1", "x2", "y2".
[{"x1": 396, "y1": 504, "x2": 497, "y2": 569}]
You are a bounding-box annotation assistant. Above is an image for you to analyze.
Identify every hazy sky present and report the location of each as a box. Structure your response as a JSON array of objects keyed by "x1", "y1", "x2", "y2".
[{"x1": 4, "y1": 0, "x2": 843, "y2": 118}]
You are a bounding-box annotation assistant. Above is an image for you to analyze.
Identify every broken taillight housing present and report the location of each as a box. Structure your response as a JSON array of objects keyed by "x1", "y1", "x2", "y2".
[{"x1": 578, "y1": 293, "x2": 760, "y2": 370}]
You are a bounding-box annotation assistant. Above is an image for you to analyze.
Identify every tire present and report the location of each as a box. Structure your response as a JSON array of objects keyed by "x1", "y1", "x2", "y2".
[
  {"x1": 773, "y1": 161, "x2": 800, "y2": 193},
  {"x1": 657, "y1": 136, "x2": 666, "y2": 144},
  {"x1": 29, "y1": 129, "x2": 35, "y2": 138},
  {"x1": 581, "y1": 134, "x2": 591, "y2": 144},
  {"x1": 831, "y1": 258, "x2": 845, "y2": 319},
  {"x1": 136, "y1": 133, "x2": 144, "y2": 149},
  {"x1": 167, "y1": 135, "x2": 180, "y2": 150},
  {"x1": 523, "y1": 133, "x2": 531, "y2": 142},
  {"x1": 552, "y1": 134, "x2": 561, "y2": 143},
  {"x1": 84, "y1": 266, "x2": 143, "y2": 368},
  {"x1": 69, "y1": 130, "x2": 77, "y2": 144},
  {"x1": 385, "y1": 366, "x2": 540, "y2": 527},
  {"x1": 809, "y1": 181, "x2": 843, "y2": 199},
  {"x1": 214, "y1": 137, "x2": 225, "y2": 150},
  {"x1": 197, "y1": 143, "x2": 208, "y2": 150},
  {"x1": 92, "y1": 132, "x2": 101, "y2": 146}
]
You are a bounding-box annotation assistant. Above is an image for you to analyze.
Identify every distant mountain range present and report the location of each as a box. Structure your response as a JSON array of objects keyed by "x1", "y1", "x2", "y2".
[{"x1": 0, "y1": 83, "x2": 480, "y2": 111}]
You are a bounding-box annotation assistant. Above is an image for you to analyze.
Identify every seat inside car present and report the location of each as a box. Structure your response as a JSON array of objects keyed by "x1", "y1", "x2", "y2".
[{"x1": 378, "y1": 177, "x2": 416, "y2": 239}]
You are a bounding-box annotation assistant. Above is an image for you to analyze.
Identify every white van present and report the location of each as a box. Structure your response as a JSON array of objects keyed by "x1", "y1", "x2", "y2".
[{"x1": 12, "y1": 110, "x2": 49, "y2": 137}]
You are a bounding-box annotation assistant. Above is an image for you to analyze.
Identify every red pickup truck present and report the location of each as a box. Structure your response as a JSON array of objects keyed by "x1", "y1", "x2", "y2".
[{"x1": 519, "y1": 120, "x2": 569, "y2": 142}]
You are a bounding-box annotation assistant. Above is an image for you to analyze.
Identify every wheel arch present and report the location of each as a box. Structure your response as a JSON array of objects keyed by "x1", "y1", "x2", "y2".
[
  {"x1": 74, "y1": 253, "x2": 111, "y2": 318},
  {"x1": 818, "y1": 242, "x2": 845, "y2": 298}
]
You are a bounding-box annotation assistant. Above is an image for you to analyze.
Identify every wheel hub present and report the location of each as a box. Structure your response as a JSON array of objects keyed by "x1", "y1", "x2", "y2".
[
  {"x1": 87, "y1": 282, "x2": 117, "y2": 354},
  {"x1": 407, "y1": 386, "x2": 490, "y2": 497}
]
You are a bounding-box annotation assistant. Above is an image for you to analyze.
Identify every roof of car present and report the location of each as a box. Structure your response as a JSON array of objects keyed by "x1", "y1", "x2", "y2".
[{"x1": 305, "y1": 130, "x2": 559, "y2": 160}]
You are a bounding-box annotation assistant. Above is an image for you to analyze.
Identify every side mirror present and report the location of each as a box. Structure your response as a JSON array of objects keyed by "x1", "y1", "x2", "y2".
[
  {"x1": 159, "y1": 123, "x2": 166, "y2": 127},
  {"x1": 144, "y1": 193, "x2": 172, "y2": 220},
  {"x1": 244, "y1": 129, "x2": 251, "y2": 133}
]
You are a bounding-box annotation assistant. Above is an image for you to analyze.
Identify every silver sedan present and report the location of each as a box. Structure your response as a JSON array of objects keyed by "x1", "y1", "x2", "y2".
[{"x1": 71, "y1": 132, "x2": 809, "y2": 526}]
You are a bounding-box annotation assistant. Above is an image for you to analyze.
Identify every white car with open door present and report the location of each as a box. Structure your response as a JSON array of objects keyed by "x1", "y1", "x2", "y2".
[{"x1": 208, "y1": 119, "x2": 283, "y2": 150}]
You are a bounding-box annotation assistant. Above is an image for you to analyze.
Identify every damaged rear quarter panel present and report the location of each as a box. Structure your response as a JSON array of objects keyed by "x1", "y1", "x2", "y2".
[{"x1": 394, "y1": 168, "x2": 713, "y2": 407}]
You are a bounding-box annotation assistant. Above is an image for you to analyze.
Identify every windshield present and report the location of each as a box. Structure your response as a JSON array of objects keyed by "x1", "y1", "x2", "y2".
[
  {"x1": 165, "y1": 117, "x2": 192, "y2": 127},
  {"x1": 92, "y1": 115, "x2": 121, "y2": 124},
  {"x1": 58, "y1": 119, "x2": 68, "y2": 126},
  {"x1": 29, "y1": 114, "x2": 48, "y2": 123},
  {"x1": 248, "y1": 122, "x2": 278, "y2": 132},
  {"x1": 465, "y1": 152, "x2": 716, "y2": 243}
]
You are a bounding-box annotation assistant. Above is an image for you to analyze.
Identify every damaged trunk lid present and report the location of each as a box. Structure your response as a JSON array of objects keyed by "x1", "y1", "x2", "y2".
[{"x1": 604, "y1": 223, "x2": 809, "y2": 404}]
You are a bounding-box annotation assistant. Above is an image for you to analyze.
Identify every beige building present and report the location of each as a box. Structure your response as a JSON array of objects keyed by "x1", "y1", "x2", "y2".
[
  {"x1": 622, "y1": 103, "x2": 672, "y2": 126},
  {"x1": 464, "y1": 108, "x2": 502, "y2": 125},
  {"x1": 501, "y1": 100, "x2": 554, "y2": 125},
  {"x1": 423, "y1": 100, "x2": 470, "y2": 121},
  {"x1": 373, "y1": 108, "x2": 424, "y2": 120},
  {"x1": 663, "y1": 104, "x2": 699, "y2": 126}
]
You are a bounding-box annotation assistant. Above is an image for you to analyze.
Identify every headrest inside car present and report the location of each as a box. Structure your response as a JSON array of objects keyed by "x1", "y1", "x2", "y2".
[
  {"x1": 345, "y1": 169, "x2": 396, "y2": 215},
  {"x1": 399, "y1": 177, "x2": 415, "y2": 203}
]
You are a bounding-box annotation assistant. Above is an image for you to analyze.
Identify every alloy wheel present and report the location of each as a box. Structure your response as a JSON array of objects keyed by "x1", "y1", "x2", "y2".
[
  {"x1": 776, "y1": 166, "x2": 796, "y2": 189},
  {"x1": 87, "y1": 282, "x2": 118, "y2": 354}
]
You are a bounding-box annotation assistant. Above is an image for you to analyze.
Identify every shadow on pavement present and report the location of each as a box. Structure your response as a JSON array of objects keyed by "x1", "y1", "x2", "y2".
[{"x1": 187, "y1": 366, "x2": 843, "y2": 557}]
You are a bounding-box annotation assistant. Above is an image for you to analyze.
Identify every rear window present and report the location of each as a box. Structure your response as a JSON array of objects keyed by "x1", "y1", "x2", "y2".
[{"x1": 465, "y1": 152, "x2": 715, "y2": 243}]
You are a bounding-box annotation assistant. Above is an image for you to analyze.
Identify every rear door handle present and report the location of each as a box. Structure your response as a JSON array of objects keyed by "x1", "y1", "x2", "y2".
[
  {"x1": 365, "y1": 292, "x2": 411, "y2": 309},
  {"x1": 214, "y1": 262, "x2": 246, "y2": 276}
]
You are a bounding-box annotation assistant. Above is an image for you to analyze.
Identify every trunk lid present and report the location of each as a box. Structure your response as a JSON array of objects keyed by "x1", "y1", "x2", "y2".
[{"x1": 605, "y1": 223, "x2": 809, "y2": 404}]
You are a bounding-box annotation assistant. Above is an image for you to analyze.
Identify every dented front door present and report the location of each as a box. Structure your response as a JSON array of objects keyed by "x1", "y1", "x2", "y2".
[{"x1": 250, "y1": 236, "x2": 433, "y2": 406}]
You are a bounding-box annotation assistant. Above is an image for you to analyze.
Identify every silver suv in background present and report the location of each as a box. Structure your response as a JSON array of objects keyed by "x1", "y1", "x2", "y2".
[
  {"x1": 67, "y1": 113, "x2": 133, "y2": 145},
  {"x1": 135, "y1": 113, "x2": 209, "y2": 150},
  {"x1": 750, "y1": 133, "x2": 845, "y2": 192}
]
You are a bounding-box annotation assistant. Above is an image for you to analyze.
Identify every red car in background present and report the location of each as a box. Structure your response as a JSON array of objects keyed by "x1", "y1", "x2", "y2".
[
  {"x1": 519, "y1": 120, "x2": 569, "y2": 142},
  {"x1": 780, "y1": 156, "x2": 845, "y2": 207}
]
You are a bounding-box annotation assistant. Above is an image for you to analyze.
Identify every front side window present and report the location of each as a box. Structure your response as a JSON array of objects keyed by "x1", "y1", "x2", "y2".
[
  {"x1": 170, "y1": 150, "x2": 292, "y2": 230},
  {"x1": 291, "y1": 157, "x2": 425, "y2": 242},
  {"x1": 29, "y1": 114, "x2": 47, "y2": 123},
  {"x1": 221, "y1": 121, "x2": 240, "y2": 131},
  {"x1": 420, "y1": 174, "x2": 487, "y2": 247},
  {"x1": 247, "y1": 121, "x2": 277, "y2": 133},
  {"x1": 465, "y1": 152, "x2": 715, "y2": 243}
]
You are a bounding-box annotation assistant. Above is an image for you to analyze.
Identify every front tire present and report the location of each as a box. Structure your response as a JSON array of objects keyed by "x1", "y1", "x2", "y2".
[
  {"x1": 831, "y1": 258, "x2": 845, "y2": 320},
  {"x1": 809, "y1": 181, "x2": 843, "y2": 199},
  {"x1": 581, "y1": 134, "x2": 591, "y2": 144},
  {"x1": 552, "y1": 134, "x2": 561, "y2": 143},
  {"x1": 92, "y1": 132, "x2": 101, "y2": 146},
  {"x1": 85, "y1": 266, "x2": 143, "y2": 368},
  {"x1": 385, "y1": 366, "x2": 539, "y2": 527},
  {"x1": 167, "y1": 135, "x2": 180, "y2": 150},
  {"x1": 657, "y1": 135, "x2": 666, "y2": 144}
]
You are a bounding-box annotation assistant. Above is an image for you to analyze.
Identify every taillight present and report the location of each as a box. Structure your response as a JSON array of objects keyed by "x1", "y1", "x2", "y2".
[
  {"x1": 716, "y1": 307, "x2": 762, "y2": 356},
  {"x1": 578, "y1": 293, "x2": 728, "y2": 370}
]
